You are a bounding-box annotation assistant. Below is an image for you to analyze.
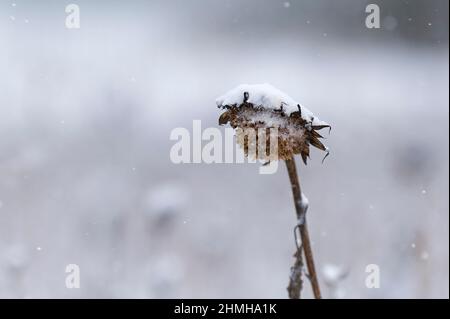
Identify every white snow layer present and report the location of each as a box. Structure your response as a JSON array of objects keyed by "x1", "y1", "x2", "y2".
[{"x1": 216, "y1": 83, "x2": 329, "y2": 127}]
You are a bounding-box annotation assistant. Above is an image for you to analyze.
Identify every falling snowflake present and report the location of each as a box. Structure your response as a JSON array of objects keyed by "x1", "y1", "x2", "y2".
[{"x1": 420, "y1": 251, "x2": 429, "y2": 260}]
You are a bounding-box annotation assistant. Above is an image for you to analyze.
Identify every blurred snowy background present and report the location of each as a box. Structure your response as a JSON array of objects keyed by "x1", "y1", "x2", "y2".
[{"x1": 0, "y1": 0, "x2": 448, "y2": 298}]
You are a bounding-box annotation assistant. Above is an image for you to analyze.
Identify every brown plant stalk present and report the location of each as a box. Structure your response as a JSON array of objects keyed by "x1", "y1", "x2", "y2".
[{"x1": 285, "y1": 158, "x2": 321, "y2": 299}]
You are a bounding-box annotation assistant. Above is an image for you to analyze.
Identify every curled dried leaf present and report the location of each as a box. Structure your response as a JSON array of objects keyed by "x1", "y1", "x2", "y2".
[{"x1": 218, "y1": 111, "x2": 231, "y2": 125}]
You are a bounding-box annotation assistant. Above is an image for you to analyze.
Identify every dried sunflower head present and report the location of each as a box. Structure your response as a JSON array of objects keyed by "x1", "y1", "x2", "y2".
[{"x1": 216, "y1": 84, "x2": 330, "y2": 164}]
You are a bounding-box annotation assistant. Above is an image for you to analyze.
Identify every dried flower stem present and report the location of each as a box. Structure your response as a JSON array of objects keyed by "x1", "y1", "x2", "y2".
[{"x1": 285, "y1": 158, "x2": 322, "y2": 299}]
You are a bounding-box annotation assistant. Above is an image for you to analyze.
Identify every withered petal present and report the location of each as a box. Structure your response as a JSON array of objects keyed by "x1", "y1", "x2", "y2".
[
  {"x1": 321, "y1": 150, "x2": 330, "y2": 164},
  {"x1": 311, "y1": 125, "x2": 331, "y2": 131},
  {"x1": 311, "y1": 130, "x2": 323, "y2": 139},
  {"x1": 218, "y1": 111, "x2": 231, "y2": 125},
  {"x1": 301, "y1": 152, "x2": 308, "y2": 165},
  {"x1": 310, "y1": 136, "x2": 327, "y2": 151}
]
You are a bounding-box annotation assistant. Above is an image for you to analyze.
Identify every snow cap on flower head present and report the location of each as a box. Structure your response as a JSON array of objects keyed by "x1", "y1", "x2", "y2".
[{"x1": 217, "y1": 83, "x2": 330, "y2": 164}]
